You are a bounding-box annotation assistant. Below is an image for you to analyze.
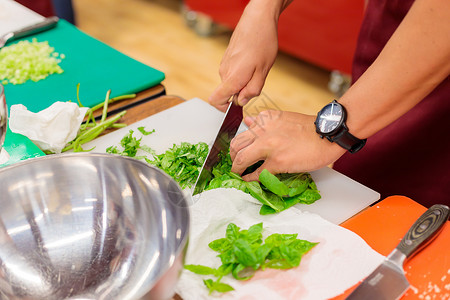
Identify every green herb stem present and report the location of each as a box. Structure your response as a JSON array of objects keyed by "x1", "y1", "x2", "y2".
[{"x1": 101, "y1": 90, "x2": 111, "y2": 122}]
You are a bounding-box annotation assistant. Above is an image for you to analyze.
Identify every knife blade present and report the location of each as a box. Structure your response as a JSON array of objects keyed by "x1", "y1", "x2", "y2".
[
  {"x1": 346, "y1": 204, "x2": 449, "y2": 300},
  {"x1": 192, "y1": 96, "x2": 243, "y2": 196},
  {"x1": 0, "y1": 16, "x2": 59, "y2": 48}
]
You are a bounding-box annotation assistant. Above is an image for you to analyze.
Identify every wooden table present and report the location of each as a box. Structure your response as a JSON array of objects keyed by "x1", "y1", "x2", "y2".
[{"x1": 102, "y1": 96, "x2": 450, "y2": 300}]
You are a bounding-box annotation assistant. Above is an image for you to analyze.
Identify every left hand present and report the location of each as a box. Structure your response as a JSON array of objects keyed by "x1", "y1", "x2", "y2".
[{"x1": 230, "y1": 110, "x2": 346, "y2": 181}]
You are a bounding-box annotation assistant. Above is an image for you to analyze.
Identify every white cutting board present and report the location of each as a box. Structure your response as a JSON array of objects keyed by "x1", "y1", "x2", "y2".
[
  {"x1": 0, "y1": 0, "x2": 45, "y2": 37},
  {"x1": 84, "y1": 98, "x2": 380, "y2": 224}
]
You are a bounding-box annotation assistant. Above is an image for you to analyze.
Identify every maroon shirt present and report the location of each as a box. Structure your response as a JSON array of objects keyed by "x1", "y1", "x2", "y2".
[{"x1": 333, "y1": 0, "x2": 450, "y2": 207}]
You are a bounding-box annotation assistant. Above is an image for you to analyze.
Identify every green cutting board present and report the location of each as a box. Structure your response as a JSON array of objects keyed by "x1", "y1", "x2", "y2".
[
  {"x1": 3, "y1": 20, "x2": 165, "y2": 113},
  {"x1": 0, "y1": 125, "x2": 44, "y2": 168}
]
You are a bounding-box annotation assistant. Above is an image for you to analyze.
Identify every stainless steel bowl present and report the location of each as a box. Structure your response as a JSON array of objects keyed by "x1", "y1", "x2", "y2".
[
  {"x1": 0, "y1": 84, "x2": 7, "y2": 151},
  {"x1": 0, "y1": 153, "x2": 190, "y2": 300}
]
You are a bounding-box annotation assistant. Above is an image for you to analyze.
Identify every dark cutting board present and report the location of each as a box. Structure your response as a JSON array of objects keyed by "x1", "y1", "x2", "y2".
[{"x1": 3, "y1": 20, "x2": 165, "y2": 112}]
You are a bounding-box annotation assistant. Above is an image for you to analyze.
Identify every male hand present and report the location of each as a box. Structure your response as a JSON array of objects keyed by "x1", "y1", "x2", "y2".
[
  {"x1": 230, "y1": 110, "x2": 346, "y2": 181},
  {"x1": 209, "y1": 7, "x2": 279, "y2": 111}
]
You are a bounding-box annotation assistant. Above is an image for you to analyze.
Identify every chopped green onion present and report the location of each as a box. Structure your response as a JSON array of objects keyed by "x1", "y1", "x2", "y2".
[{"x1": 0, "y1": 38, "x2": 64, "y2": 85}]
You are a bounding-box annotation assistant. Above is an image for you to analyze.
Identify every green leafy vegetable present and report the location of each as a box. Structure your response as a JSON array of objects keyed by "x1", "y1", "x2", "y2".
[
  {"x1": 184, "y1": 222, "x2": 318, "y2": 294},
  {"x1": 147, "y1": 142, "x2": 208, "y2": 189},
  {"x1": 106, "y1": 129, "x2": 144, "y2": 157},
  {"x1": 203, "y1": 279, "x2": 234, "y2": 294},
  {"x1": 59, "y1": 85, "x2": 135, "y2": 153},
  {"x1": 138, "y1": 126, "x2": 155, "y2": 135},
  {"x1": 106, "y1": 129, "x2": 208, "y2": 189},
  {"x1": 0, "y1": 38, "x2": 64, "y2": 85},
  {"x1": 106, "y1": 130, "x2": 321, "y2": 212},
  {"x1": 203, "y1": 150, "x2": 321, "y2": 214},
  {"x1": 259, "y1": 169, "x2": 290, "y2": 196}
]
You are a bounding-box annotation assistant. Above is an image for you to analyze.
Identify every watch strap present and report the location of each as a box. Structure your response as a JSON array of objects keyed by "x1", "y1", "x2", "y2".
[{"x1": 330, "y1": 127, "x2": 366, "y2": 153}]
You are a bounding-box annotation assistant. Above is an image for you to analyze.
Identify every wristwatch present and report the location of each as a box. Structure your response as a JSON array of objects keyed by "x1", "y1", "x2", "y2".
[{"x1": 314, "y1": 100, "x2": 366, "y2": 153}]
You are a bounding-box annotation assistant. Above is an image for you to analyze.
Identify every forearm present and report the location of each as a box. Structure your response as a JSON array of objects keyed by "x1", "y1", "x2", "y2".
[
  {"x1": 244, "y1": 0, "x2": 294, "y2": 21},
  {"x1": 341, "y1": 0, "x2": 450, "y2": 139}
]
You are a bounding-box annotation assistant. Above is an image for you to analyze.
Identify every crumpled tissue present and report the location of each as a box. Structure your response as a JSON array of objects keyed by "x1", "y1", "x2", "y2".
[
  {"x1": 9, "y1": 102, "x2": 88, "y2": 153},
  {"x1": 176, "y1": 188, "x2": 384, "y2": 300}
]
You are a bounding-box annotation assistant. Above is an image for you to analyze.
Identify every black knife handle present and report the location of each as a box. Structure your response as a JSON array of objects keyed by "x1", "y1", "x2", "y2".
[{"x1": 397, "y1": 204, "x2": 449, "y2": 259}]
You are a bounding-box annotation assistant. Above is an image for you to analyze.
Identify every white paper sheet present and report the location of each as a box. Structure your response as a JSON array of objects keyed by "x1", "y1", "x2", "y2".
[
  {"x1": 176, "y1": 188, "x2": 384, "y2": 300},
  {"x1": 9, "y1": 102, "x2": 88, "y2": 153},
  {"x1": 0, "y1": 0, "x2": 45, "y2": 38}
]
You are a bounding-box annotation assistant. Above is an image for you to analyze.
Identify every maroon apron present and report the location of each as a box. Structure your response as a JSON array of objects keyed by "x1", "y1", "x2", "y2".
[
  {"x1": 333, "y1": 0, "x2": 450, "y2": 207},
  {"x1": 16, "y1": 0, "x2": 55, "y2": 17}
]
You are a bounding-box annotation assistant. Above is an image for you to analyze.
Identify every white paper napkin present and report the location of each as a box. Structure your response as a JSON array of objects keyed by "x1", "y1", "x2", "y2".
[
  {"x1": 176, "y1": 188, "x2": 384, "y2": 300},
  {"x1": 9, "y1": 102, "x2": 88, "y2": 153}
]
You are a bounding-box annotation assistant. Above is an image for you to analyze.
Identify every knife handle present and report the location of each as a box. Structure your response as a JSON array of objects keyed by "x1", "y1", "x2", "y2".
[
  {"x1": 12, "y1": 16, "x2": 59, "y2": 40},
  {"x1": 397, "y1": 204, "x2": 449, "y2": 259}
]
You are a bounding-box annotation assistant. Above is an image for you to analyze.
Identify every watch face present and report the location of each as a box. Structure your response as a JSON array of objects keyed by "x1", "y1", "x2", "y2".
[{"x1": 316, "y1": 102, "x2": 344, "y2": 134}]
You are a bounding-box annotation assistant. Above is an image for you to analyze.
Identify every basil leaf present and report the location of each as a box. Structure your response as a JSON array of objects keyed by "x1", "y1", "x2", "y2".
[
  {"x1": 246, "y1": 222, "x2": 263, "y2": 240},
  {"x1": 245, "y1": 181, "x2": 284, "y2": 212},
  {"x1": 279, "y1": 243, "x2": 302, "y2": 267},
  {"x1": 231, "y1": 263, "x2": 255, "y2": 280},
  {"x1": 289, "y1": 239, "x2": 319, "y2": 255},
  {"x1": 265, "y1": 233, "x2": 298, "y2": 247},
  {"x1": 208, "y1": 238, "x2": 232, "y2": 253},
  {"x1": 255, "y1": 244, "x2": 273, "y2": 267},
  {"x1": 217, "y1": 263, "x2": 234, "y2": 276},
  {"x1": 233, "y1": 239, "x2": 258, "y2": 267},
  {"x1": 226, "y1": 223, "x2": 240, "y2": 242},
  {"x1": 208, "y1": 281, "x2": 235, "y2": 293},
  {"x1": 218, "y1": 249, "x2": 237, "y2": 265},
  {"x1": 282, "y1": 196, "x2": 301, "y2": 210},
  {"x1": 203, "y1": 279, "x2": 215, "y2": 294},
  {"x1": 297, "y1": 189, "x2": 321, "y2": 204},
  {"x1": 184, "y1": 264, "x2": 219, "y2": 276},
  {"x1": 259, "y1": 169, "x2": 290, "y2": 196},
  {"x1": 277, "y1": 173, "x2": 311, "y2": 197},
  {"x1": 259, "y1": 204, "x2": 277, "y2": 215},
  {"x1": 185, "y1": 222, "x2": 318, "y2": 294},
  {"x1": 265, "y1": 258, "x2": 293, "y2": 269}
]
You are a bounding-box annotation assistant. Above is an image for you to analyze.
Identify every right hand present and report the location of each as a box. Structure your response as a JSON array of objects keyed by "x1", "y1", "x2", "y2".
[{"x1": 209, "y1": 5, "x2": 279, "y2": 111}]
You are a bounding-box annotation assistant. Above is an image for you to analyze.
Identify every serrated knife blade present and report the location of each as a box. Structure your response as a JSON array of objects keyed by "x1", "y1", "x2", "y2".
[
  {"x1": 346, "y1": 204, "x2": 449, "y2": 300},
  {"x1": 192, "y1": 96, "x2": 243, "y2": 196}
]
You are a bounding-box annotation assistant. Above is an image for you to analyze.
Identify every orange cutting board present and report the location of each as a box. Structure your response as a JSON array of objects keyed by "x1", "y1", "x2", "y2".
[{"x1": 333, "y1": 196, "x2": 450, "y2": 300}]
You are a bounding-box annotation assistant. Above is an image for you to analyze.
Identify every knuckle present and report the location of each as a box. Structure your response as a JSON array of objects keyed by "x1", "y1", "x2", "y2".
[
  {"x1": 233, "y1": 150, "x2": 246, "y2": 166},
  {"x1": 244, "y1": 86, "x2": 261, "y2": 99}
]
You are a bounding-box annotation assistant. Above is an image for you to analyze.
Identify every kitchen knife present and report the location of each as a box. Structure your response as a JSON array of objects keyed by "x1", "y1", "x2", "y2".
[
  {"x1": 192, "y1": 96, "x2": 243, "y2": 196},
  {"x1": 0, "y1": 16, "x2": 59, "y2": 48},
  {"x1": 346, "y1": 204, "x2": 449, "y2": 300}
]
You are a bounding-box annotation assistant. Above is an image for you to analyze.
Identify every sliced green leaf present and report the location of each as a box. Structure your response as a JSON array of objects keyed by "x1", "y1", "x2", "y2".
[{"x1": 137, "y1": 126, "x2": 155, "y2": 135}]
